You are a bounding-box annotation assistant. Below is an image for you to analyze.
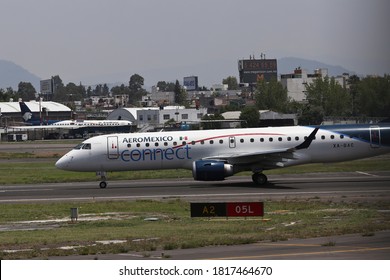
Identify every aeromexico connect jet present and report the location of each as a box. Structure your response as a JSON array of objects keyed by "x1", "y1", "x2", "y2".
[{"x1": 55, "y1": 122, "x2": 390, "y2": 188}]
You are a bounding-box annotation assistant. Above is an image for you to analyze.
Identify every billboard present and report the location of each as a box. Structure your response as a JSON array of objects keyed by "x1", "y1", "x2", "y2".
[
  {"x1": 238, "y1": 59, "x2": 277, "y2": 84},
  {"x1": 183, "y1": 76, "x2": 198, "y2": 91},
  {"x1": 40, "y1": 79, "x2": 53, "y2": 95}
]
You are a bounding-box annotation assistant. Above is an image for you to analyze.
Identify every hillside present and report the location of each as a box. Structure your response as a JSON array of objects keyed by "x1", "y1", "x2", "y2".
[{"x1": 0, "y1": 60, "x2": 40, "y2": 90}]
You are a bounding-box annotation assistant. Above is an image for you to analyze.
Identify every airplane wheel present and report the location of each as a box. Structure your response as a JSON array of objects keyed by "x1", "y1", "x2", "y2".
[
  {"x1": 252, "y1": 173, "x2": 268, "y2": 186},
  {"x1": 99, "y1": 181, "x2": 107, "y2": 188}
]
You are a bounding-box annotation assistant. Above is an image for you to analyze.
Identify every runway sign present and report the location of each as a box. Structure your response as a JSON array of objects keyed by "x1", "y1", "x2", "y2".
[{"x1": 190, "y1": 202, "x2": 264, "y2": 217}]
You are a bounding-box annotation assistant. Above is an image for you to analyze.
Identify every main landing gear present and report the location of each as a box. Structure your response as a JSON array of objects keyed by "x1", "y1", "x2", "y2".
[
  {"x1": 252, "y1": 172, "x2": 268, "y2": 186},
  {"x1": 96, "y1": 171, "x2": 107, "y2": 188}
]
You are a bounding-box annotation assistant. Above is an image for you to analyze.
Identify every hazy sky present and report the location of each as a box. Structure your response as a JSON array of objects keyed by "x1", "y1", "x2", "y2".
[{"x1": 1, "y1": 0, "x2": 389, "y2": 86}]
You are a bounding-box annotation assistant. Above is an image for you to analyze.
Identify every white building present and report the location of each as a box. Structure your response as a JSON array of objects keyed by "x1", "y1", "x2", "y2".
[
  {"x1": 280, "y1": 68, "x2": 349, "y2": 102},
  {"x1": 137, "y1": 107, "x2": 207, "y2": 129}
]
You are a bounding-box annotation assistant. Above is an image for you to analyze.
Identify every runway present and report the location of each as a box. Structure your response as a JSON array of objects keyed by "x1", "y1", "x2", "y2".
[
  {"x1": 1, "y1": 171, "x2": 390, "y2": 204},
  {"x1": 1, "y1": 171, "x2": 390, "y2": 260}
]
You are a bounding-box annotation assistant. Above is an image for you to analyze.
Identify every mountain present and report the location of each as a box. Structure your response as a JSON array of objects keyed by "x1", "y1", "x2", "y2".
[
  {"x1": 0, "y1": 60, "x2": 41, "y2": 90},
  {"x1": 277, "y1": 57, "x2": 354, "y2": 77}
]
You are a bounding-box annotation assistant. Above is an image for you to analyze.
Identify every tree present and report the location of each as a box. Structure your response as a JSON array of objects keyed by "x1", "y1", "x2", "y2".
[
  {"x1": 239, "y1": 106, "x2": 259, "y2": 128},
  {"x1": 17, "y1": 82, "x2": 36, "y2": 101},
  {"x1": 128, "y1": 74, "x2": 146, "y2": 105},
  {"x1": 255, "y1": 78, "x2": 289, "y2": 112},
  {"x1": 0, "y1": 87, "x2": 15, "y2": 102},
  {"x1": 355, "y1": 75, "x2": 390, "y2": 117},
  {"x1": 305, "y1": 76, "x2": 351, "y2": 116},
  {"x1": 347, "y1": 75, "x2": 360, "y2": 116},
  {"x1": 201, "y1": 114, "x2": 225, "y2": 129},
  {"x1": 156, "y1": 81, "x2": 175, "y2": 92},
  {"x1": 174, "y1": 80, "x2": 187, "y2": 105},
  {"x1": 222, "y1": 76, "x2": 238, "y2": 90},
  {"x1": 298, "y1": 104, "x2": 324, "y2": 125}
]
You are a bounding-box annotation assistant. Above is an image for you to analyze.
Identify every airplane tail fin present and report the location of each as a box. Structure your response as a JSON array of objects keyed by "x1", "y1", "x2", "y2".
[{"x1": 19, "y1": 101, "x2": 35, "y2": 123}]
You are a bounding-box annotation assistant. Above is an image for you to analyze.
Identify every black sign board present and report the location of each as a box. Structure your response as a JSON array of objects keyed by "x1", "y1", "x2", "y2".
[
  {"x1": 190, "y1": 203, "x2": 227, "y2": 217},
  {"x1": 191, "y1": 202, "x2": 264, "y2": 218}
]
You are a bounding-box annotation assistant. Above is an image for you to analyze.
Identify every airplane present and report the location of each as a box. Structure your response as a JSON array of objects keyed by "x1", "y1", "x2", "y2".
[
  {"x1": 55, "y1": 123, "x2": 390, "y2": 188},
  {"x1": 51, "y1": 119, "x2": 132, "y2": 128},
  {"x1": 10, "y1": 102, "x2": 132, "y2": 130}
]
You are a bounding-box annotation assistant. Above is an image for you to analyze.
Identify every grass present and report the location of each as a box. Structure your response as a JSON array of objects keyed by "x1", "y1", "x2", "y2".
[{"x1": 0, "y1": 199, "x2": 389, "y2": 259}]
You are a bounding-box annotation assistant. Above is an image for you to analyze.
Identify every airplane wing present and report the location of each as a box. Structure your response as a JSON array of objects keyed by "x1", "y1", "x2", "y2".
[{"x1": 202, "y1": 127, "x2": 319, "y2": 168}]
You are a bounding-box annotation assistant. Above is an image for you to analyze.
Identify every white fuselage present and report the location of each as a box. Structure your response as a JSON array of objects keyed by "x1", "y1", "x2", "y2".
[{"x1": 55, "y1": 125, "x2": 390, "y2": 174}]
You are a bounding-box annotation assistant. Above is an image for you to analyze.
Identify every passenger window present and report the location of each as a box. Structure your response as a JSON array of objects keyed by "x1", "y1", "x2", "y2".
[
  {"x1": 146, "y1": 143, "x2": 150, "y2": 147},
  {"x1": 260, "y1": 138, "x2": 264, "y2": 142},
  {"x1": 278, "y1": 137, "x2": 282, "y2": 142},
  {"x1": 210, "y1": 140, "x2": 214, "y2": 144},
  {"x1": 240, "y1": 139, "x2": 244, "y2": 143},
  {"x1": 269, "y1": 138, "x2": 273, "y2": 142},
  {"x1": 155, "y1": 142, "x2": 159, "y2": 147},
  {"x1": 250, "y1": 138, "x2": 254, "y2": 143},
  {"x1": 192, "y1": 141, "x2": 196, "y2": 145},
  {"x1": 331, "y1": 135, "x2": 335, "y2": 139},
  {"x1": 201, "y1": 140, "x2": 205, "y2": 145},
  {"x1": 295, "y1": 136, "x2": 299, "y2": 141},
  {"x1": 287, "y1": 137, "x2": 291, "y2": 141},
  {"x1": 321, "y1": 135, "x2": 325, "y2": 140},
  {"x1": 127, "y1": 144, "x2": 131, "y2": 148},
  {"x1": 340, "y1": 135, "x2": 344, "y2": 139},
  {"x1": 219, "y1": 140, "x2": 223, "y2": 144}
]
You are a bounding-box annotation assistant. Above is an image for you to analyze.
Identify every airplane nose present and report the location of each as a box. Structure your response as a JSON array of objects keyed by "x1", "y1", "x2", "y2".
[{"x1": 55, "y1": 155, "x2": 71, "y2": 170}]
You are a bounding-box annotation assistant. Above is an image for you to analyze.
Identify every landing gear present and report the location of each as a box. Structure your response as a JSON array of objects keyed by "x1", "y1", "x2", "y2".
[
  {"x1": 99, "y1": 181, "x2": 107, "y2": 189},
  {"x1": 96, "y1": 171, "x2": 107, "y2": 189},
  {"x1": 252, "y1": 172, "x2": 268, "y2": 186}
]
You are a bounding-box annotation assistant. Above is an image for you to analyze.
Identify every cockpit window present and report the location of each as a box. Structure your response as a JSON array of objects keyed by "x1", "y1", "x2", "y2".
[
  {"x1": 73, "y1": 143, "x2": 84, "y2": 150},
  {"x1": 73, "y1": 143, "x2": 91, "y2": 150},
  {"x1": 82, "y1": 143, "x2": 91, "y2": 150}
]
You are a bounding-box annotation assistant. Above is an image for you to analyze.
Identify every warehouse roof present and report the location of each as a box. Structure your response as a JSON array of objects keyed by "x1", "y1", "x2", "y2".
[{"x1": 0, "y1": 101, "x2": 71, "y2": 113}]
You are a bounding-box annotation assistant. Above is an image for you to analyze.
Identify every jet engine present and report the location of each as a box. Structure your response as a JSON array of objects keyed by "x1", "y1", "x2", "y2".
[{"x1": 192, "y1": 160, "x2": 234, "y2": 181}]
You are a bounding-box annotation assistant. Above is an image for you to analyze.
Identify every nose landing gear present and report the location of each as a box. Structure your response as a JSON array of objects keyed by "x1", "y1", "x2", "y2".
[{"x1": 96, "y1": 171, "x2": 107, "y2": 188}]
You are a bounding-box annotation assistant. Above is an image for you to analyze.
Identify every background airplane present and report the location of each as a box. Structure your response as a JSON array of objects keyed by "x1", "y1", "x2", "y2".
[
  {"x1": 11, "y1": 102, "x2": 131, "y2": 130},
  {"x1": 56, "y1": 123, "x2": 390, "y2": 188}
]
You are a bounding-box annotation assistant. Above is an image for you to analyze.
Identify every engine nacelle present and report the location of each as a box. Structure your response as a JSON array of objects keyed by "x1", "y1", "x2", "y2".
[{"x1": 192, "y1": 160, "x2": 234, "y2": 181}]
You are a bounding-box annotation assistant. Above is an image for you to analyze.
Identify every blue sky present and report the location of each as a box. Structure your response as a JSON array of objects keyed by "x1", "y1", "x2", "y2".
[{"x1": 1, "y1": 0, "x2": 389, "y2": 86}]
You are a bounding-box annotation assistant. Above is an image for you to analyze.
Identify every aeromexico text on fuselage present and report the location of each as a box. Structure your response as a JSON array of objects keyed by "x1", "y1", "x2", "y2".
[{"x1": 122, "y1": 136, "x2": 174, "y2": 143}]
